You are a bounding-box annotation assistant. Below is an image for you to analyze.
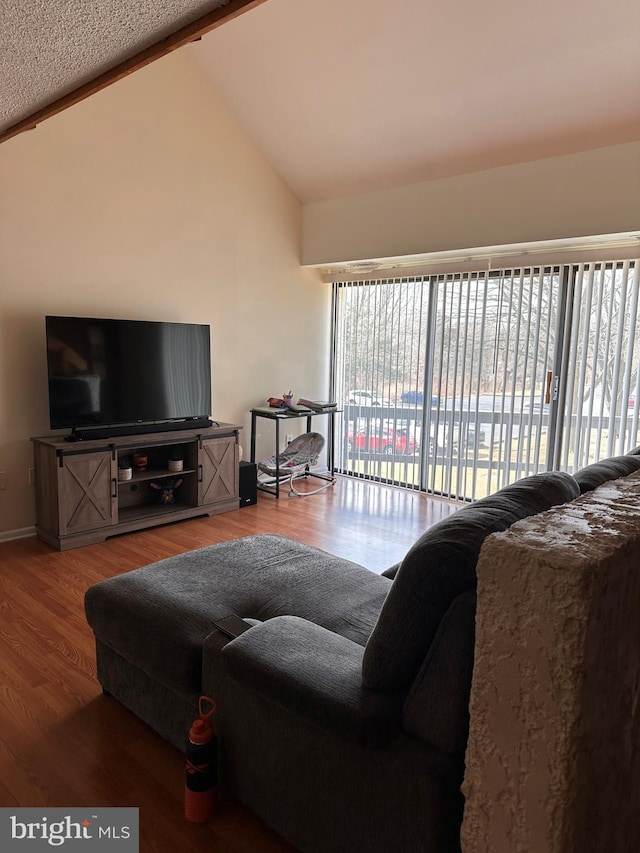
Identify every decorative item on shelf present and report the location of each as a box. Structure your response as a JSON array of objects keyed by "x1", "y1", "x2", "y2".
[
  {"x1": 118, "y1": 456, "x2": 133, "y2": 481},
  {"x1": 150, "y1": 478, "x2": 183, "y2": 505},
  {"x1": 132, "y1": 452, "x2": 148, "y2": 472},
  {"x1": 168, "y1": 447, "x2": 184, "y2": 473}
]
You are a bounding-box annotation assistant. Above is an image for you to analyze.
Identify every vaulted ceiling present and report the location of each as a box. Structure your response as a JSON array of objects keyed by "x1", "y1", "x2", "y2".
[{"x1": 3, "y1": 0, "x2": 640, "y2": 204}]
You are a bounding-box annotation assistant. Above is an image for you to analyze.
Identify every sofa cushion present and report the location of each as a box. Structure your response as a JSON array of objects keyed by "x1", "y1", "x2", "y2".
[
  {"x1": 574, "y1": 455, "x2": 640, "y2": 493},
  {"x1": 402, "y1": 590, "x2": 476, "y2": 755},
  {"x1": 362, "y1": 471, "x2": 580, "y2": 690},
  {"x1": 221, "y1": 616, "x2": 406, "y2": 747},
  {"x1": 85, "y1": 534, "x2": 389, "y2": 694}
]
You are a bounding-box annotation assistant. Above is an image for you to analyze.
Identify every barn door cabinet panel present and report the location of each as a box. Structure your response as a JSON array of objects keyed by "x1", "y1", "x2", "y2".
[
  {"x1": 57, "y1": 449, "x2": 117, "y2": 536},
  {"x1": 199, "y1": 435, "x2": 239, "y2": 510},
  {"x1": 31, "y1": 424, "x2": 241, "y2": 551},
  {"x1": 32, "y1": 442, "x2": 116, "y2": 546}
]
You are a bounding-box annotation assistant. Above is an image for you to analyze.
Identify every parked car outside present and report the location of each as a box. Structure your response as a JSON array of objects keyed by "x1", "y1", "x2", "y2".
[
  {"x1": 400, "y1": 390, "x2": 438, "y2": 406},
  {"x1": 429, "y1": 421, "x2": 486, "y2": 455},
  {"x1": 347, "y1": 425, "x2": 418, "y2": 455},
  {"x1": 345, "y1": 390, "x2": 392, "y2": 406}
]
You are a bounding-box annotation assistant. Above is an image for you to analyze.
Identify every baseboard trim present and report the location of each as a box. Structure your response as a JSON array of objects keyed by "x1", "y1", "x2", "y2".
[{"x1": 0, "y1": 525, "x2": 37, "y2": 543}]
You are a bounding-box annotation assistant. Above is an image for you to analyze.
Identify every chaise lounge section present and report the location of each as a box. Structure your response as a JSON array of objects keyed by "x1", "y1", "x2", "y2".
[{"x1": 84, "y1": 453, "x2": 640, "y2": 852}]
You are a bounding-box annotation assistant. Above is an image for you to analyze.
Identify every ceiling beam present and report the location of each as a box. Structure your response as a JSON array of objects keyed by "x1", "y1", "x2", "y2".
[{"x1": 0, "y1": 0, "x2": 268, "y2": 146}]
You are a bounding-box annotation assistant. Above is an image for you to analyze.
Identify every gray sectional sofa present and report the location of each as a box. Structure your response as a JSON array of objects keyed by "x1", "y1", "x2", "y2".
[{"x1": 84, "y1": 452, "x2": 640, "y2": 853}]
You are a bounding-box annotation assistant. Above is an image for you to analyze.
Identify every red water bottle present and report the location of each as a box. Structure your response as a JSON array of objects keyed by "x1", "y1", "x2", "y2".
[{"x1": 185, "y1": 696, "x2": 218, "y2": 823}]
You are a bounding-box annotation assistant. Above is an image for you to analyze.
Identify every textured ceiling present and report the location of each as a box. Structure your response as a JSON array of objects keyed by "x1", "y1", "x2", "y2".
[
  {"x1": 2, "y1": 0, "x2": 640, "y2": 205},
  {"x1": 0, "y1": 0, "x2": 230, "y2": 131}
]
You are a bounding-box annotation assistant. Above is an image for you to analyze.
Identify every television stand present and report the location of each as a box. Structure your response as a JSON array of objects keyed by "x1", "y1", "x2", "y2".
[
  {"x1": 31, "y1": 423, "x2": 242, "y2": 550},
  {"x1": 64, "y1": 418, "x2": 215, "y2": 442}
]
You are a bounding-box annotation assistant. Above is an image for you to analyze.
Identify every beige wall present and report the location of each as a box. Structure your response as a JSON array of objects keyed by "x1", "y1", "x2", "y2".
[
  {"x1": 0, "y1": 49, "x2": 330, "y2": 537},
  {"x1": 302, "y1": 142, "x2": 640, "y2": 265}
]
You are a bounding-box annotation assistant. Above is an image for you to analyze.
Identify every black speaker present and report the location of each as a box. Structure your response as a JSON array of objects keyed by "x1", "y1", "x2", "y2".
[{"x1": 239, "y1": 461, "x2": 257, "y2": 507}]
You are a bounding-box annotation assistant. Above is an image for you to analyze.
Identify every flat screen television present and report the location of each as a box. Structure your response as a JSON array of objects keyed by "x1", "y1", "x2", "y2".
[{"x1": 45, "y1": 316, "x2": 212, "y2": 439}]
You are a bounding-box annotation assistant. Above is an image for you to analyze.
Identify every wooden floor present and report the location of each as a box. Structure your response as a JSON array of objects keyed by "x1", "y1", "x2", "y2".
[{"x1": 0, "y1": 475, "x2": 458, "y2": 852}]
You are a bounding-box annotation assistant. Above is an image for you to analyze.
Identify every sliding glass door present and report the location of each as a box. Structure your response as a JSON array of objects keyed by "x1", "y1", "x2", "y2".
[
  {"x1": 333, "y1": 277, "x2": 428, "y2": 489},
  {"x1": 425, "y1": 267, "x2": 560, "y2": 499},
  {"x1": 332, "y1": 259, "x2": 639, "y2": 501}
]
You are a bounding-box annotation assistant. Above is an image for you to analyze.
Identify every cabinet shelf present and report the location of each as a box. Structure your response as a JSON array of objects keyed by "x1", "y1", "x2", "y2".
[
  {"x1": 121, "y1": 467, "x2": 196, "y2": 484},
  {"x1": 118, "y1": 502, "x2": 191, "y2": 524}
]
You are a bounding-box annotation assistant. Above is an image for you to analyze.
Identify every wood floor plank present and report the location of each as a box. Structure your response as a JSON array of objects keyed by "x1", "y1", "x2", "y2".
[
  {"x1": 0, "y1": 475, "x2": 458, "y2": 851},
  {"x1": 0, "y1": 636, "x2": 49, "y2": 690}
]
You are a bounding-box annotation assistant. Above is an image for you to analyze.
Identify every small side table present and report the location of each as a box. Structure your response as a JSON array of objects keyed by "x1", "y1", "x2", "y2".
[{"x1": 250, "y1": 406, "x2": 338, "y2": 498}]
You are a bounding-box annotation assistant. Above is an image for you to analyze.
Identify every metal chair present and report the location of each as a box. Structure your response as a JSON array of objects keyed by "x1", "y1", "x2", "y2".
[{"x1": 257, "y1": 432, "x2": 329, "y2": 496}]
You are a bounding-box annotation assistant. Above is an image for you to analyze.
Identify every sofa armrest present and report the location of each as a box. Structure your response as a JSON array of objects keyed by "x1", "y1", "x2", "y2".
[{"x1": 217, "y1": 615, "x2": 405, "y2": 746}]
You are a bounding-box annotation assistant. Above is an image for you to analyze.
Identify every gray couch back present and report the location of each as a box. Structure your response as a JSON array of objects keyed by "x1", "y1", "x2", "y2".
[
  {"x1": 362, "y1": 471, "x2": 581, "y2": 752},
  {"x1": 573, "y1": 454, "x2": 640, "y2": 493}
]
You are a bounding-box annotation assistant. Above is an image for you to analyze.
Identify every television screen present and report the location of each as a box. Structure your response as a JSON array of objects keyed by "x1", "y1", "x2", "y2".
[{"x1": 46, "y1": 316, "x2": 212, "y2": 432}]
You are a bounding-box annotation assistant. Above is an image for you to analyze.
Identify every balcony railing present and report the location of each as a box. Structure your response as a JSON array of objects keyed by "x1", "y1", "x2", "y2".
[{"x1": 336, "y1": 403, "x2": 639, "y2": 501}]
